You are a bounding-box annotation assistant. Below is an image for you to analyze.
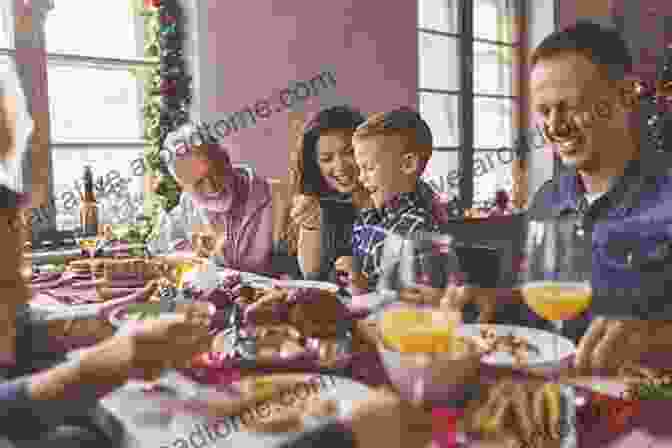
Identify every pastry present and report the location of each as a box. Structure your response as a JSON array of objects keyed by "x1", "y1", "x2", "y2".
[
  {"x1": 91, "y1": 259, "x2": 106, "y2": 279},
  {"x1": 103, "y1": 258, "x2": 163, "y2": 282},
  {"x1": 287, "y1": 288, "x2": 348, "y2": 338},
  {"x1": 68, "y1": 260, "x2": 91, "y2": 274}
]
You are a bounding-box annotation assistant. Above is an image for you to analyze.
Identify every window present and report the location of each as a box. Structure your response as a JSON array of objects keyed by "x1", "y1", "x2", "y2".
[
  {"x1": 45, "y1": 2, "x2": 155, "y2": 230},
  {"x1": 418, "y1": 0, "x2": 524, "y2": 210}
]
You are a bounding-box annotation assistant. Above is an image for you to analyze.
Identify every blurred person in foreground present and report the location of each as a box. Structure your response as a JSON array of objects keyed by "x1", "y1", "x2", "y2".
[
  {"x1": 0, "y1": 187, "x2": 212, "y2": 448},
  {"x1": 443, "y1": 21, "x2": 672, "y2": 373},
  {"x1": 0, "y1": 61, "x2": 213, "y2": 447}
]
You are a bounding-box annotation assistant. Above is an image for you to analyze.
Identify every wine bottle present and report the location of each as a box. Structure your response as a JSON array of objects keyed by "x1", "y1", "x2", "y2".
[{"x1": 80, "y1": 165, "x2": 99, "y2": 237}]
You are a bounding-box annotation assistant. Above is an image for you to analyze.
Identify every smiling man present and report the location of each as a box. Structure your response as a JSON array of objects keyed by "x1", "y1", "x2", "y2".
[{"x1": 447, "y1": 21, "x2": 672, "y2": 373}]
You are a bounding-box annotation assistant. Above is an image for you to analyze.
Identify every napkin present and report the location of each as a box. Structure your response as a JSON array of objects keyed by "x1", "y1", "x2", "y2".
[
  {"x1": 31, "y1": 272, "x2": 62, "y2": 283},
  {"x1": 29, "y1": 272, "x2": 89, "y2": 291}
]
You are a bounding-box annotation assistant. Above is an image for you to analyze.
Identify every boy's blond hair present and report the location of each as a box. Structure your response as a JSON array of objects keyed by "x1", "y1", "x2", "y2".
[{"x1": 352, "y1": 108, "x2": 433, "y2": 173}]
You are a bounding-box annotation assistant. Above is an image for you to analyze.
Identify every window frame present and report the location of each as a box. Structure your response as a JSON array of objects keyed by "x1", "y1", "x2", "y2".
[
  {"x1": 417, "y1": 0, "x2": 528, "y2": 211},
  {"x1": 42, "y1": 7, "x2": 158, "y2": 232}
]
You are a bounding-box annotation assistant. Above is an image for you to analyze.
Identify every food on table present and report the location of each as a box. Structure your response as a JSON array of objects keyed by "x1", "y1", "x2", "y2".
[
  {"x1": 104, "y1": 258, "x2": 164, "y2": 281},
  {"x1": 68, "y1": 259, "x2": 92, "y2": 275},
  {"x1": 469, "y1": 327, "x2": 540, "y2": 364},
  {"x1": 212, "y1": 324, "x2": 308, "y2": 360},
  {"x1": 232, "y1": 375, "x2": 339, "y2": 433},
  {"x1": 243, "y1": 287, "x2": 291, "y2": 325},
  {"x1": 312, "y1": 338, "x2": 346, "y2": 367},
  {"x1": 122, "y1": 301, "x2": 211, "y2": 322},
  {"x1": 521, "y1": 281, "x2": 592, "y2": 322},
  {"x1": 465, "y1": 380, "x2": 563, "y2": 447},
  {"x1": 287, "y1": 288, "x2": 349, "y2": 338},
  {"x1": 246, "y1": 410, "x2": 304, "y2": 433},
  {"x1": 304, "y1": 397, "x2": 339, "y2": 418},
  {"x1": 91, "y1": 259, "x2": 105, "y2": 278},
  {"x1": 620, "y1": 363, "x2": 672, "y2": 400},
  {"x1": 378, "y1": 308, "x2": 458, "y2": 353}
]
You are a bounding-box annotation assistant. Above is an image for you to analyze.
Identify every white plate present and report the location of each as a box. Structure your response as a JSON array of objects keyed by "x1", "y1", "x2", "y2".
[
  {"x1": 181, "y1": 267, "x2": 275, "y2": 289},
  {"x1": 457, "y1": 324, "x2": 576, "y2": 368},
  {"x1": 271, "y1": 279, "x2": 340, "y2": 293}
]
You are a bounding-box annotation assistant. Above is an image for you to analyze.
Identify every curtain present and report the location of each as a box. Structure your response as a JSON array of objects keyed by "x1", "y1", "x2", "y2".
[
  {"x1": 0, "y1": 0, "x2": 34, "y2": 196},
  {"x1": 10, "y1": 0, "x2": 54, "y2": 232}
]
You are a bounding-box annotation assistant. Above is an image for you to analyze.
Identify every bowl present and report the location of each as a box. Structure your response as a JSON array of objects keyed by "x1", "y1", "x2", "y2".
[{"x1": 375, "y1": 306, "x2": 482, "y2": 406}]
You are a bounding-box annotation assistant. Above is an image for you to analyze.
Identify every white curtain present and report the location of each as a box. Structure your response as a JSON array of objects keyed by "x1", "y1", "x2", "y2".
[{"x1": 0, "y1": 1, "x2": 53, "y2": 199}]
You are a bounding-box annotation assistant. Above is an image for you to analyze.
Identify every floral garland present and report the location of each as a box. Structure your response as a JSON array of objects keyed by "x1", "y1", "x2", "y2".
[
  {"x1": 116, "y1": 0, "x2": 190, "y2": 250},
  {"x1": 130, "y1": 0, "x2": 191, "y2": 243},
  {"x1": 139, "y1": 0, "x2": 190, "y2": 208}
]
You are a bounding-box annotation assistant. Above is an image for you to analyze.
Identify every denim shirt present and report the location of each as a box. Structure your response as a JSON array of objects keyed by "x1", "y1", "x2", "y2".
[{"x1": 528, "y1": 150, "x2": 672, "y2": 324}]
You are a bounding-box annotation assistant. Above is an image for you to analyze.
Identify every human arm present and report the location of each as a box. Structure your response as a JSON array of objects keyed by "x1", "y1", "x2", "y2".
[{"x1": 0, "y1": 308, "x2": 210, "y2": 436}]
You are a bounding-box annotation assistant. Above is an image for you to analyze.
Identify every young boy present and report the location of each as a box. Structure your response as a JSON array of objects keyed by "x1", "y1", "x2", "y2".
[{"x1": 346, "y1": 107, "x2": 445, "y2": 300}]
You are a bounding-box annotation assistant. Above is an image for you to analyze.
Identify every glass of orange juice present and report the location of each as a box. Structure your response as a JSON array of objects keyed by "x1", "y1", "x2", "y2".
[
  {"x1": 520, "y1": 216, "x2": 592, "y2": 373},
  {"x1": 379, "y1": 306, "x2": 460, "y2": 354}
]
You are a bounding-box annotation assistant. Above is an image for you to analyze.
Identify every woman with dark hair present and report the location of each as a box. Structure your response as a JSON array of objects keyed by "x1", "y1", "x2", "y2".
[{"x1": 279, "y1": 106, "x2": 372, "y2": 281}]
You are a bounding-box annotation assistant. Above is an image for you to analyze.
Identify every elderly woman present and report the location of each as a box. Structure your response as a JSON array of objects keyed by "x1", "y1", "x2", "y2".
[
  {"x1": 0, "y1": 64, "x2": 210, "y2": 447},
  {"x1": 279, "y1": 106, "x2": 372, "y2": 281},
  {"x1": 149, "y1": 124, "x2": 284, "y2": 275}
]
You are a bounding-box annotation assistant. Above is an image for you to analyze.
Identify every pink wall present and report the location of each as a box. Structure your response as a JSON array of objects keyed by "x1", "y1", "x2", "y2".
[
  {"x1": 558, "y1": 0, "x2": 672, "y2": 83},
  {"x1": 201, "y1": 0, "x2": 418, "y2": 179}
]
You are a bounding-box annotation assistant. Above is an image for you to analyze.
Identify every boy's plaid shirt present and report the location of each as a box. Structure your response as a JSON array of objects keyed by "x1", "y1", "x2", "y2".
[{"x1": 352, "y1": 191, "x2": 440, "y2": 289}]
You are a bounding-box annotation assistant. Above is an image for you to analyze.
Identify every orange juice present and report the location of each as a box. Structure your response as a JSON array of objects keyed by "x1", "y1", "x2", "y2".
[
  {"x1": 521, "y1": 281, "x2": 592, "y2": 321},
  {"x1": 379, "y1": 308, "x2": 459, "y2": 353}
]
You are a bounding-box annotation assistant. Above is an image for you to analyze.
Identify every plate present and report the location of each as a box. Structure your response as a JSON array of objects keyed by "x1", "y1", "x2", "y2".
[
  {"x1": 100, "y1": 373, "x2": 372, "y2": 448},
  {"x1": 271, "y1": 280, "x2": 340, "y2": 293},
  {"x1": 182, "y1": 267, "x2": 275, "y2": 289},
  {"x1": 206, "y1": 327, "x2": 354, "y2": 371},
  {"x1": 108, "y1": 301, "x2": 216, "y2": 328},
  {"x1": 457, "y1": 324, "x2": 576, "y2": 369}
]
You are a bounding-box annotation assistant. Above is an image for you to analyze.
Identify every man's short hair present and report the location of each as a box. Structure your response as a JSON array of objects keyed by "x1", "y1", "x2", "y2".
[
  {"x1": 531, "y1": 20, "x2": 633, "y2": 81},
  {"x1": 353, "y1": 107, "x2": 433, "y2": 172}
]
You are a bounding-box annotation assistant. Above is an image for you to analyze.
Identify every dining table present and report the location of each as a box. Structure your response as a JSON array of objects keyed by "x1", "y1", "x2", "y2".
[{"x1": 25, "y1": 255, "x2": 672, "y2": 448}]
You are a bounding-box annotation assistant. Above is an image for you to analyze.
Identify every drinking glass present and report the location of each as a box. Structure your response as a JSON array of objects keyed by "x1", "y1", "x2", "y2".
[
  {"x1": 379, "y1": 231, "x2": 460, "y2": 306},
  {"x1": 519, "y1": 216, "x2": 592, "y2": 371}
]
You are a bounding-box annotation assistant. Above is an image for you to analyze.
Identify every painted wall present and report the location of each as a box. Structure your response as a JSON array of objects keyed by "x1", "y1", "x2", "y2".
[{"x1": 195, "y1": 1, "x2": 418, "y2": 180}]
